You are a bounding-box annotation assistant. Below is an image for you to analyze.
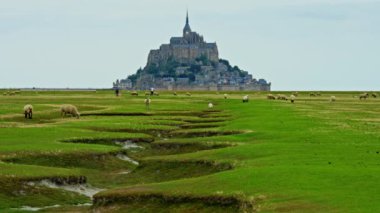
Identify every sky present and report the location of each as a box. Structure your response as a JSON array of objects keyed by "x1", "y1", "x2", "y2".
[{"x1": 0, "y1": 0, "x2": 379, "y2": 90}]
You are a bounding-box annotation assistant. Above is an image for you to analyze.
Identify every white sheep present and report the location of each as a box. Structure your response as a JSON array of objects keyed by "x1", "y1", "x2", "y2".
[
  {"x1": 224, "y1": 94, "x2": 228, "y2": 99},
  {"x1": 290, "y1": 95, "x2": 296, "y2": 103},
  {"x1": 61, "y1": 104, "x2": 80, "y2": 119},
  {"x1": 23, "y1": 104, "x2": 33, "y2": 119},
  {"x1": 359, "y1": 93, "x2": 369, "y2": 100},
  {"x1": 242, "y1": 95, "x2": 249, "y2": 103},
  {"x1": 186, "y1": 92, "x2": 191, "y2": 96},
  {"x1": 330, "y1": 96, "x2": 336, "y2": 102},
  {"x1": 276, "y1": 94, "x2": 287, "y2": 100},
  {"x1": 208, "y1": 102, "x2": 214, "y2": 108},
  {"x1": 267, "y1": 94, "x2": 276, "y2": 100},
  {"x1": 144, "y1": 98, "x2": 151, "y2": 109}
]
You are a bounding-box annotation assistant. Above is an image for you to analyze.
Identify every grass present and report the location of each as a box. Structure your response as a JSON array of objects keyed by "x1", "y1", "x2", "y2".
[{"x1": 0, "y1": 90, "x2": 379, "y2": 212}]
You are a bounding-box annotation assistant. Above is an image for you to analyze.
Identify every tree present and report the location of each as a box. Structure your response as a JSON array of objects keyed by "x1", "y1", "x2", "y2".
[
  {"x1": 219, "y1": 59, "x2": 232, "y2": 71},
  {"x1": 189, "y1": 64, "x2": 201, "y2": 73},
  {"x1": 195, "y1": 54, "x2": 209, "y2": 65},
  {"x1": 188, "y1": 73, "x2": 196, "y2": 82},
  {"x1": 233, "y1": 65, "x2": 240, "y2": 72},
  {"x1": 146, "y1": 64, "x2": 159, "y2": 75},
  {"x1": 156, "y1": 56, "x2": 180, "y2": 77},
  {"x1": 127, "y1": 74, "x2": 138, "y2": 83}
]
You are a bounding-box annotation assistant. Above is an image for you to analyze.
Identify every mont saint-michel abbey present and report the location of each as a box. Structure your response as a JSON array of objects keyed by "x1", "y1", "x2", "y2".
[{"x1": 114, "y1": 12, "x2": 271, "y2": 91}]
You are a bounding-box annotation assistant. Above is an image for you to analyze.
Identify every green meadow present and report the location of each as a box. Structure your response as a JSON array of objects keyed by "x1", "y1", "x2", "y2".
[{"x1": 0, "y1": 90, "x2": 379, "y2": 212}]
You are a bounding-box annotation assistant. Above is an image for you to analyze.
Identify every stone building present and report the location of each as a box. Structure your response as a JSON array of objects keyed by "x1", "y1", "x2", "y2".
[
  {"x1": 114, "y1": 12, "x2": 271, "y2": 91},
  {"x1": 147, "y1": 12, "x2": 219, "y2": 65}
]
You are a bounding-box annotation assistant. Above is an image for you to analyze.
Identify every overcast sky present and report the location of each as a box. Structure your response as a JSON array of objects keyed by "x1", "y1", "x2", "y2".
[{"x1": 0, "y1": 0, "x2": 379, "y2": 90}]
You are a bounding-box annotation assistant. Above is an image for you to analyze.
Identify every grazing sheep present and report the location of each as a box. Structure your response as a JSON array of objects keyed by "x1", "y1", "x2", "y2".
[
  {"x1": 242, "y1": 95, "x2": 249, "y2": 103},
  {"x1": 359, "y1": 93, "x2": 369, "y2": 100},
  {"x1": 186, "y1": 92, "x2": 191, "y2": 96},
  {"x1": 208, "y1": 102, "x2": 214, "y2": 108},
  {"x1": 372, "y1": 93, "x2": 377, "y2": 98},
  {"x1": 144, "y1": 98, "x2": 151, "y2": 109},
  {"x1": 293, "y1": 92, "x2": 299, "y2": 97},
  {"x1": 309, "y1": 93, "x2": 316, "y2": 97},
  {"x1": 290, "y1": 95, "x2": 296, "y2": 103},
  {"x1": 267, "y1": 94, "x2": 276, "y2": 100},
  {"x1": 145, "y1": 91, "x2": 150, "y2": 96},
  {"x1": 277, "y1": 94, "x2": 288, "y2": 101},
  {"x1": 23, "y1": 104, "x2": 33, "y2": 119},
  {"x1": 131, "y1": 91, "x2": 138, "y2": 96},
  {"x1": 224, "y1": 94, "x2": 228, "y2": 99},
  {"x1": 173, "y1": 92, "x2": 177, "y2": 96},
  {"x1": 9, "y1": 91, "x2": 16, "y2": 96},
  {"x1": 153, "y1": 92, "x2": 159, "y2": 96},
  {"x1": 3, "y1": 92, "x2": 7, "y2": 96},
  {"x1": 61, "y1": 104, "x2": 80, "y2": 119},
  {"x1": 330, "y1": 96, "x2": 336, "y2": 102},
  {"x1": 316, "y1": 92, "x2": 321, "y2": 96}
]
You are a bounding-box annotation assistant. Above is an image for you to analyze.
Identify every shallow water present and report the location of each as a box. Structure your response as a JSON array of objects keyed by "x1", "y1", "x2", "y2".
[
  {"x1": 13, "y1": 203, "x2": 92, "y2": 212},
  {"x1": 13, "y1": 204, "x2": 60, "y2": 212},
  {"x1": 36, "y1": 180, "x2": 103, "y2": 198},
  {"x1": 116, "y1": 153, "x2": 139, "y2": 165},
  {"x1": 115, "y1": 140, "x2": 144, "y2": 150},
  {"x1": 17, "y1": 180, "x2": 100, "y2": 211},
  {"x1": 118, "y1": 170, "x2": 131, "y2": 175}
]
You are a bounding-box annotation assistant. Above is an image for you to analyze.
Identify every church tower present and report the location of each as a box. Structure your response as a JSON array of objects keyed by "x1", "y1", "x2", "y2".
[{"x1": 183, "y1": 11, "x2": 192, "y2": 36}]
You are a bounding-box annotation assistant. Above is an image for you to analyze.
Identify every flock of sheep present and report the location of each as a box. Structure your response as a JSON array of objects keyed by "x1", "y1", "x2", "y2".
[
  {"x1": 3, "y1": 91, "x2": 21, "y2": 96},
  {"x1": 266, "y1": 92, "x2": 378, "y2": 103},
  {"x1": 20, "y1": 91, "x2": 378, "y2": 120},
  {"x1": 23, "y1": 104, "x2": 80, "y2": 120},
  {"x1": 267, "y1": 93, "x2": 297, "y2": 103},
  {"x1": 359, "y1": 92, "x2": 377, "y2": 100},
  {"x1": 144, "y1": 92, "x2": 248, "y2": 111}
]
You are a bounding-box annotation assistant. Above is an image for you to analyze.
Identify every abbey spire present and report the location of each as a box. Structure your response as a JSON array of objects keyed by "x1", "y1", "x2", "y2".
[{"x1": 183, "y1": 10, "x2": 192, "y2": 36}]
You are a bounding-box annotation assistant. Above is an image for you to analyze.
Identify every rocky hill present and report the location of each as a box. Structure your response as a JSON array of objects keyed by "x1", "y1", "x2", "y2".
[{"x1": 114, "y1": 12, "x2": 270, "y2": 91}]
